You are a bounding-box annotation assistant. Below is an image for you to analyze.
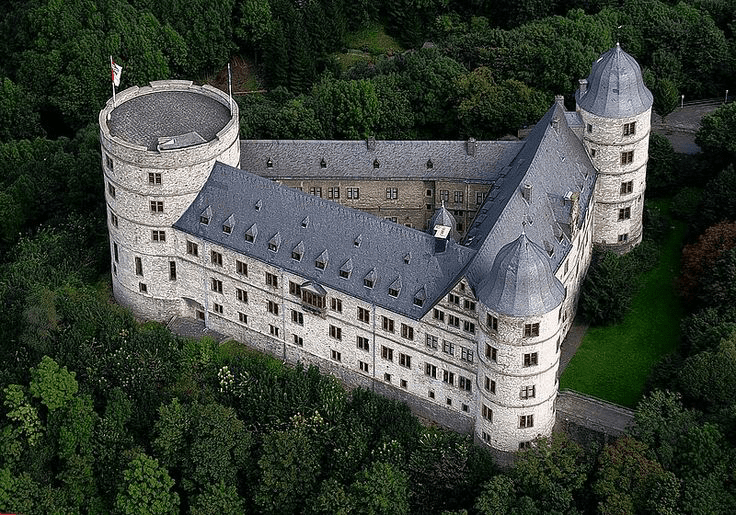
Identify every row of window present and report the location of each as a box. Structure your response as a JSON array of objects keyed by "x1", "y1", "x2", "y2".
[
  {"x1": 480, "y1": 406, "x2": 534, "y2": 429},
  {"x1": 485, "y1": 344, "x2": 539, "y2": 367},
  {"x1": 432, "y1": 308, "x2": 476, "y2": 334},
  {"x1": 423, "y1": 363, "x2": 473, "y2": 392},
  {"x1": 483, "y1": 376, "x2": 536, "y2": 399},
  {"x1": 447, "y1": 293, "x2": 476, "y2": 312},
  {"x1": 425, "y1": 335, "x2": 474, "y2": 363},
  {"x1": 586, "y1": 121, "x2": 637, "y2": 136}
]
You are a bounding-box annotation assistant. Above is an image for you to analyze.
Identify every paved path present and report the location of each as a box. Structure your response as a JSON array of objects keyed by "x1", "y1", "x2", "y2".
[
  {"x1": 556, "y1": 390, "x2": 635, "y2": 436},
  {"x1": 167, "y1": 317, "x2": 228, "y2": 342},
  {"x1": 651, "y1": 102, "x2": 723, "y2": 154}
]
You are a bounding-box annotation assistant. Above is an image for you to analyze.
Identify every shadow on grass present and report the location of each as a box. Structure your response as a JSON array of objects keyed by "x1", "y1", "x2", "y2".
[{"x1": 560, "y1": 213, "x2": 686, "y2": 407}]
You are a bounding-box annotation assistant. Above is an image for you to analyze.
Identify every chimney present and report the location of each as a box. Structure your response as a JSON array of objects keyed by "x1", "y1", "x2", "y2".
[
  {"x1": 578, "y1": 79, "x2": 588, "y2": 94},
  {"x1": 466, "y1": 137, "x2": 477, "y2": 157},
  {"x1": 555, "y1": 95, "x2": 565, "y2": 107},
  {"x1": 366, "y1": 137, "x2": 376, "y2": 151}
]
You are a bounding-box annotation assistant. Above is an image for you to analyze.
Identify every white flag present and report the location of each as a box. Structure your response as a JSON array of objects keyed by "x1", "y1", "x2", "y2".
[{"x1": 111, "y1": 60, "x2": 122, "y2": 87}]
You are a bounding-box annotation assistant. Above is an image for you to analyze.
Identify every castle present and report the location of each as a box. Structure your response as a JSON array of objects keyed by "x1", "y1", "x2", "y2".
[{"x1": 99, "y1": 45, "x2": 652, "y2": 453}]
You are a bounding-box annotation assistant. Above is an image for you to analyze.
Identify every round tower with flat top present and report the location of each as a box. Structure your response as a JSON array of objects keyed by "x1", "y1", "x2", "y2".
[{"x1": 576, "y1": 43, "x2": 653, "y2": 252}]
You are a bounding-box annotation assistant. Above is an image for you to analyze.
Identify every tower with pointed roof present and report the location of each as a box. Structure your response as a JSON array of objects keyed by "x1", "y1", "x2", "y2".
[{"x1": 576, "y1": 43, "x2": 653, "y2": 252}]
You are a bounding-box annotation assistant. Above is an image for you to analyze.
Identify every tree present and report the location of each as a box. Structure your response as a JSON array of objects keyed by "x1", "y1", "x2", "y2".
[
  {"x1": 652, "y1": 77, "x2": 680, "y2": 119},
  {"x1": 115, "y1": 452, "x2": 179, "y2": 515},
  {"x1": 697, "y1": 102, "x2": 736, "y2": 167},
  {"x1": 677, "y1": 334, "x2": 736, "y2": 414},
  {"x1": 680, "y1": 306, "x2": 736, "y2": 356},
  {"x1": 189, "y1": 481, "x2": 245, "y2": 515},
  {"x1": 579, "y1": 250, "x2": 636, "y2": 325},
  {"x1": 679, "y1": 221, "x2": 736, "y2": 304},
  {"x1": 0, "y1": 77, "x2": 43, "y2": 141},
  {"x1": 351, "y1": 461, "x2": 410, "y2": 515},
  {"x1": 29, "y1": 355, "x2": 78, "y2": 412},
  {"x1": 698, "y1": 246, "x2": 736, "y2": 310},
  {"x1": 312, "y1": 76, "x2": 380, "y2": 139}
]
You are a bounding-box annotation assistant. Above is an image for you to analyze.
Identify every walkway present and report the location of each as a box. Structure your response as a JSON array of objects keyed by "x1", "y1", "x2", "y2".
[
  {"x1": 556, "y1": 390, "x2": 634, "y2": 437},
  {"x1": 651, "y1": 100, "x2": 725, "y2": 154}
]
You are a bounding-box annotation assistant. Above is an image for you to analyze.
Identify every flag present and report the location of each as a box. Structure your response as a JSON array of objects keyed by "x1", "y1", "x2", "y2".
[{"x1": 111, "y1": 60, "x2": 122, "y2": 87}]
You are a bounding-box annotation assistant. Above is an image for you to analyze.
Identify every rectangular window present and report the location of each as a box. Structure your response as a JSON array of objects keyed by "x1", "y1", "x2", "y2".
[
  {"x1": 440, "y1": 190, "x2": 449, "y2": 202},
  {"x1": 113, "y1": 242, "x2": 119, "y2": 263},
  {"x1": 357, "y1": 306, "x2": 370, "y2": 323},
  {"x1": 149, "y1": 200, "x2": 164, "y2": 213},
  {"x1": 586, "y1": 123, "x2": 593, "y2": 133},
  {"x1": 463, "y1": 299, "x2": 476, "y2": 311},
  {"x1": 347, "y1": 187, "x2": 360, "y2": 199},
  {"x1": 289, "y1": 281, "x2": 301, "y2": 296},
  {"x1": 381, "y1": 346, "x2": 393, "y2": 361},
  {"x1": 269, "y1": 325, "x2": 280, "y2": 337},
  {"x1": 523, "y1": 353, "x2": 538, "y2": 367},
  {"x1": 476, "y1": 192, "x2": 485, "y2": 204},
  {"x1": 426, "y1": 334, "x2": 438, "y2": 349},
  {"x1": 618, "y1": 233, "x2": 629, "y2": 242},
  {"x1": 106, "y1": 155, "x2": 114, "y2": 171},
  {"x1": 461, "y1": 347, "x2": 474, "y2": 363},
  {"x1": 454, "y1": 191, "x2": 463, "y2": 203},
  {"x1": 401, "y1": 379, "x2": 408, "y2": 389},
  {"x1": 238, "y1": 312, "x2": 248, "y2": 324},
  {"x1": 108, "y1": 182, "x2": 116, "y2": 198},
  {"x1": 331, "y1": 350, "x2": 342, "y2": 362},
  {"x1": 293, "y1": 334, "x2": 303, "y2": 346},
  {"x1": 211, "y1": 250, "x2": 223, "y2": 266},
  {"x1": 329, "y1": 325, "x2": 342, "y2": 340},
  {"x1": 212, "y1": 303, "x2": 223, "y2": 314},
  {"x1": 623, "y1": 121, "x2": 636, "y2": 136},
  {"x1": 446, "y1": 398, "x2": 452, "y2": 406},
  {"x1": 211, "y1": 278, "x2": 223, "y2": 294},
  {"x1": 448, "y1": 315, "x2": 460, "y2": 328},
  {"x1": 399, "y1": 353, "x2": 411, "y2": 368},
  {"x1": 618, "y1": 206, "x2": 631, "y2": 220},
  {"x1": 482, "y1": 404, "x2": 492, "y2": 422},
  {"x1": 187, "y1": 241, "x2": 199, "y2": 256},
  {"x1": 331, "y1": 298, "x2": 342, "y2": 313},
  {"x1": 487, "y1": 314, "x2": 498, "y2": 331},
  {"x1": 267, "y1": 300, "x2": 279, "y2": 315},
  {"x1": 382, "y1": 316, "x2": 394, "y2": 333},
  {"x1": 151, "y1": 230, "x2": 166, "y2": 242},
  {"x1": 486, "y1": 345, "x2": 497, "y2": 362},
  {"x1": 433, "y1": 308, "x2": 445, "y2": 322},
  {"x1": 148, "y1": 172, "x2": 162, "y2": 185},
  {"x1": 357, "y1": 336, "x2": 370, "y2": 351},
  {"x1": 197, "y1": 310, "x2": 205, "y2": 321},
  {"x1": 109, "y1": 211, "x2": 118, "y2": 227},
  {"x1": 459, "y1": 376, "x2": 472, "y2": 392},
  {"x1": 620, "y1": 181, "x2": 633, "y2": 195},
  {"x1": 443, "y1": 340, "x2": 455, "y2": 355},
  {"x1": 620, "y1": 150, "x2": 634, "y2": 164},
  {"x1": 520, "y1": 385, "x2": 536, "y2": 399},
  {"x1": 384, "y1": 373, "x2": 391, "y2": 383},
  {"x1": 400, "y1": 323, "x2": 414, "y2": 340},
  {"x1": 386, "y1": 188, "x2": 398, "y2": 199},
  {"x1": 291, "y1": 310, "x2": 303, "y2": 325},
  {"x1": 169, "y1": 261, "x2": 176, "y2": 281},
  {"x1": 359, "y1": 361, "x2": 369, "y2": 373},
  {"x1": 266, "y1": 272, "x2": 278, "y2": 288},
  {"x1": 428, "y1": 390, "x2": 435, "y2": 399},
  {"x1": 519, "y1": 415, "x2": 534, "y2": 428},
  {"x1": 524, "y1": 323, "x2": 540, "y2": 337},
  {"x1": 448, "y1": 293, "x2": 460, "y2": 305},
  {"x1": 463, "y1": 321, "x2": 476, "y2": 334},
  {"x1": 485, "y1": 377, "x2": 496, "y2": 394},
  {"x1": 443, "y1": 370, "x2": 455, "y2": 385},
  {"x1": 328, "y1": 187, "x2": 340, "y2": 199},
  {"x1": 309, "y1": 187, "x2": 322, "y2": 197},
  {"x1": 139, "y1": 282, "x2": 147, "y2": 293},
  {"x1": 425, "y1": 363, "x2": 437, "y2": 378},
  {"x1": 135, "y1": 257, "x2": 143, "y2": 276}
]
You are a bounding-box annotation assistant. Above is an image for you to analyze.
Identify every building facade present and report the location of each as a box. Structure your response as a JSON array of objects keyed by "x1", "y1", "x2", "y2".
[{"x1": 99, "y1": 46, "x2": 651, "y2": 453}]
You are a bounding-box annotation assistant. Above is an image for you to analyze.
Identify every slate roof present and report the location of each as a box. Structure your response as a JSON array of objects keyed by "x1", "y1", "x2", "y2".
[
  {"x1": 240, "y1": 140, "x2": 524, "y2": 182},
  {"x1": 107, "y1": 91, "x2": 231, "y2": 150},
  {"x1": 483, "y1": 234, "x2": 565, "y2": 317},
  {"x1": 575, "y1": 44, "x2": 653, "y2": 119},
  {"x1": 173, "y1": 163, "x2": 477, "y2": 319}
]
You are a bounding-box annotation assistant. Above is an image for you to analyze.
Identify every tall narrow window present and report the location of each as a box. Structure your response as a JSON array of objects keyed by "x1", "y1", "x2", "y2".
[
  {"x1": 169, "y1": 261, "x2": 176, "y2": 281},
  {"x1": 620, "y1": 151, "x2": 634, "y2": 164},
  {"x1": 135, "y1": 257, "x2": 143, "y2": 276}
]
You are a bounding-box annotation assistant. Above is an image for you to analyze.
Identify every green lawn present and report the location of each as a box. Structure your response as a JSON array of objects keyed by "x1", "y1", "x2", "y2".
[
  {"x1": 560, "y1": 207, "x2": 686, "y2": 407},
  {"x1": 344, "y1": 23, "x2": 403, "y2": 56}
]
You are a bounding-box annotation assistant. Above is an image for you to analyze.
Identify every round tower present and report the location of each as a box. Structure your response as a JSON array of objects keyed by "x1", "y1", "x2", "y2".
[
  {"x1": 475, "y1": 234, "x2": 565, "y2": 452},
  {"x1": 99, "y1": 80, "x2": 240, "y2": 321},
  {"x1": 576, "y1": 44, "x2": 653, "y2": 252}
]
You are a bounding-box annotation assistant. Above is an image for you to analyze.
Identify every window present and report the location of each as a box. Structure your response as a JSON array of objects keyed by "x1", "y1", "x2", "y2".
[
  {"x1": 113, "y1": 242, "x2": 119, "y2": 262},
  {"x1": 236, "y1": 260, "x2": 247, "y2": 276},
  {"x1": 151, "y1": 230, "x2": 166, "y2": 242},
  {"x1": 454, "y1": 191, "x2": 463, "y2": 203},
  {"x1": 200, "y1": 213, "x2": 209, "y2": 225},
  {"x1": 289, "y1": 281, "x2": 301, "y2": 297},
  {"x1": 148, "y1": 172, "x2": 162, "y2": 185},
  {"x1": 373, "y1": 159, "x2": 380, "y2": 169},
  {"x1": 485, "y1": 377, "x2": 496, "y2": 394},
  {"x1": 386, "y1": 188, "x2": 398, "y2": 199},
  {"x1": 339, "y1": 269, "x2": 350, "y2": 279},
  {"x1": 399, "y1": 353, "x2": 411, "y2": 368},
  {"x1": 108, "y1": 182, "x2": 116, "y2": 198},
  {"x1": 197, "y1": 310, "x2": 205, "y2": 321},
  {"x1": 357, "y1": 307, "x2": 370, "y2": 324},
  {"x1": 357, "y1": 336, "x2": 370, "y2": 351},
  {"x1": 400, "y1": 323, "x2": 414, "y2": 340},
  {"x1": 169, "y1": 261, "x2": 176, "y2": 281},
  {"x1": 591, "y1": 148, "x2": 596, "y2": 157},
  {"x1": 266, "y1": 272, "x2": 278, "y2": 288},
  {"x1": 519, "y1": 415, "x2": 534, "y2": 428},
  {"x1": 347, "y1": 187, "x2": 360, "y2": 199},
  {"x1": 320, "y1": 158, "x2": 327, "y2": 169},
  {"x1": 293, "y1": 334, "x2": 303, "y2": 346},
  {"x1": 211, "y1": 250, "x2": 223, "y2": 266},
  {"x1": 440, "y1": 190, "x2": 449, "y2": 202},
  {"x1": 486, "y1": 345, "x2": 497, "y2": 362},
  {"x1": 106, "y1": 155, "x2": 114, "y2": 171},
  {"x1": 524, "y1": 323, "x2": 540, "y2": 337},
  {"x1": 212, "y1": 303, "x2": 223, "y2": 314},
  {"x1": 315, "y1": 254, "x2": 327, "y2": 270},
  {"x1": 291, "y1": 310, "x2": 303, "y2": 325},
  {"x1": 331, "y1": 298, "x2": 342, "y2": 313},
  {"x1": 618, "y1": 233, "x2": 629, "y2": 242},
  {"x1": 426, "y1": 334, "x2": 438, "y2": 349},
  {"x1": 463, "y1": 321, "x2": 476, "y2": 334},
  {"x1": 139, "y1": 282, "x2": 147, "y2": 293},
  {"x1": 448, "y1": 315, "x2": 460, "y2": 328},
  {"x1": 462, "y1": 404, "x2": 469, "y2": 412},
  {"x1": 236, "y1": 288, "x2": 248, "y2": 303},
  {"x1": 433, "y1": 309, "x2": 445, "y2": 322},
  {"x1": 482, "y1": 404, "x2": 492, "y2": 422},
  {"x1": 329, "y1": 325, "x2": 342, "y2": 340},
  {"x1": 292, "y1": 249, "x2": 302, "y2": 261},
  {"x1": 239, "y1": 312, "x2": 248, "y2": 324},
  {"x1": 446, "y1": 398, "x2": 452, "y2": 406},
  {"x1": 381, "y1": 346, "x2": 393, "y2": 361},
  {"x1": 382, "y1": 316, "x2": 395, "y2": 333},
  {"x1": 269, "y1": 325, "x2": 279, "y2": 337},
  {"x1": 109, "y1": 211, "x2": 118, "y2": 227},
  {"x1": 211, "y1": 278, "x2": 223, "y2": 294},
  {"x1": 519, "y1": 441, "x2": 532, "y2": 450},
  {"x1": 523, "y1": 353, "x2": 538, "y2": 367},
  {"x1": 309, "y1": 187, "x2": 322, "y2": 197},
  {"x1": 389, "y1": 287, "x2": 400, "y2": 298},
  {"x1": 359, "y1": 361, "x2": 369, "y2": 373},
  {"x1": 487, "y1": 314, "x2": 498, "y2": 331},
  {"x1": 135, "y1": 257, "x2": 143, "y2": 276},
  {"x1": 461, "y1": 347, "x2": 474, "y2": 363},
  {"x1": 476, "y1": 192, "x2": 485, "y2": 204},
  {"x1": 149, "y1": 200, "x2": 164, "y2": 213},
  {"x1": 425, "y1": 363, "x2": 437, "y2": 378},
  {"x1": 620, "y1": 181, "x2": 633, "y2": 194},
  {"x1": 328, "y1": 187, "x2": 340, "y2": 199},
  {"x1": 443, "y1": 340, "x2": 455, "y2": 355},
  {"x1": 266, "y1": 158, "x2": 273, "y2": 168},
  {"x1": 384, "y1": 373, "x2": 391, "y2": 383},
  {"x1": 620, "y1": 150, "x2": 634, "y2": 164},
  {"x1": 520, "y1": 385, "x2": 536, "y2": 399},
  {"x1": 268, "y1": 240, "x2": 279, "y2": 252},
  {"x1": 401, "y1": 379, "x2": 408, "y2": 389},
  {"x1": 267, "y1": 300, "x2": 279, "y2": 315},
  {"x1": 428, "y1": 390, "x2": 435, "y2": 399},
  {"x1": 244, "y1": 232, "x2": 254, "y2": 243},
  {"x1": 385, "y1": 216, "x2": 397, "y2": 223},
  {"x1": 623, "y1": 121, "x2": 636, "y2": 136},
  {"x1": 618, "y1": 206, "x2": 631, "y2": 220},
  {"x1": 459, "y1": 376, "x2": 472, "y2": 392},
  {"x1": 426, "y1": 160, "x2": 433, "y2": 170},
  {"x1": 187, "y1": 241, "x2": 199, "y2": 256},
  {"x1": 463, "y1": 300, "x2": 476, "y2": 311},
  {"x1": 586, "y1": 123, "x2": 593, "y2": 133},
  {"x1": 448, "y1": 293, "x2": 460, "y2": 305}
]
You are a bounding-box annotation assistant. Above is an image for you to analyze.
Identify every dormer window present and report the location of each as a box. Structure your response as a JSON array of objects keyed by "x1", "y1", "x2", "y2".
[
  {"x1": 320, "y1": 158, "x2": 327, "y2": 168},
  {"x1": 388, "y1": 277, "x2": 402, "y2": 298},
  {"x1": 301, "y1": 216, "x2": 310, "y2": 228},
  {"x1": 266, "y1": 158, "x2": 273, "y2": 168},
  {"x1": 364, "y1": 269, "x2": 376, "y2": 289},
  {"x1": 339, "y1": 258, "x2": 353, "y2": 279},
  {"x1": 291, "y1": 241, "x2": 304, "y2": 261},
  {"x1": 354, "y1": 235, "x2": 362, "y2": 248},
  {"x1": 315, "y1": 250, "x2": 329, "y2": 270},
  {"x1": 245, "y1": 223, "x2": 257, "y2": 243},
  {"x1": 255, "y1": 199, "x2": 262, "y2": 211},
  {"x1": 199, "y1": 206, "x2": 212, "y2": 225},
  {"x1": 426, "y1": 159, "x2": 433, "y2": 169},
  {"x1": 222, "y1": 214, "x2": 235, "y2": 234},
  {"x1": 404, "y1": 253, "x2": 411, "y2": 264},
  {"x1": 413, "y1": 287, "x2": 426, "y2": 307},
  {"x1": 268, "y1": 233, "x2": 281, "y2": 252},
  {"x1": 373, "y1": 159, "x2": 380, "y2": 169}
]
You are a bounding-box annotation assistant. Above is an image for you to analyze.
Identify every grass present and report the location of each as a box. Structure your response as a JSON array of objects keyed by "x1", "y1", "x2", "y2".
[
  {"x1": 560, "y1": 201, "x2": 686, "y2": 407},
  {"x1": 344, "y1": 23, "x2": 404, "y2": 56}
]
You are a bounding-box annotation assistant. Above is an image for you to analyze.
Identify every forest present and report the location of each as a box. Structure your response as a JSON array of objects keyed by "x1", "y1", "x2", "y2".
[{"x1": 1, "y1": 0, "x2": 736, "y2": 513}]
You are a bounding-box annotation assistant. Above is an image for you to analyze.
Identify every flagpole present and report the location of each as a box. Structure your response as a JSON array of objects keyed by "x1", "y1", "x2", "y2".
[
  {"x1": 227, "y1": 62, "x2": 233, "y2": 115},
  {"x1": 110, "y1": 56, "x2": 116, "y2": 107}
]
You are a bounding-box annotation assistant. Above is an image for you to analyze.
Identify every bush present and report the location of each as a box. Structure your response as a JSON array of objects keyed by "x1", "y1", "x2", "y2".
[
  {"x1": 670, "y1": 187, "x2": 703, "y2": 223},
  {"x1": 579, "y1": 249, "x2": 637, "y2": 325}
]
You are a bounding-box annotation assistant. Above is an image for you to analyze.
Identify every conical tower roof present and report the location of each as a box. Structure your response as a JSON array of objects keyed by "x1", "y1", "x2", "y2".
[
  {"x1": 485, "y1": 234, "x2": 564, "y2": 317},
  {"x1": 576, "y1": 43, "x2": 653, "y2": 119},
  {"x1": 428, "y1": 203, "x2": 459, "y2": 240}
]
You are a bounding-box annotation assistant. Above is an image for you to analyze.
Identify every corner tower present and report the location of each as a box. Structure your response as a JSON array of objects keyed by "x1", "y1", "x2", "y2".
[
  {"x1": 99, "y1": 80, "x2": 240, "y2": 321},
  {"x1": 576, "y1": 44, "x2": 653, "y2": 252}
]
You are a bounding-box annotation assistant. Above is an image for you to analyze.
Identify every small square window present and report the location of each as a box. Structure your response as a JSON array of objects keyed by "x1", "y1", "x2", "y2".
[
  {"x1": 524, "y1": 323, "x2": 540, "y2": 337},
  {"x1": 620, "y1": 150, "x2": 634, "y2": 165},
  {"x1": 187, "y1": 241, "x2": 199, "y2": 256},
  {"x1": 293, "y1": 334, "x2": 303, "y2": 346},
  {"x1": 383, "y1": 373, "x2": 391, "y2": 383},
  {"x1": 523, "y1": 353, "x2": 538, "y2": 367},
  {"x1": 148, "y1": 172, "x2": 162, "y2": 185},
  {"x1": 519, "y1": 415, "x2": 534, "y2": 428},
  {"x1": 623, "y1": 122, "x2": 636, "y2": 136},
  {"x1": 139, "y1": 282, "x2": 147, "y2": 293},
  {"x1": 401, "y1": 379, "x2": 408, "y2": 389},
  {"x1": 618, "y1": 206, "x2": 631, "y2": 220},
  {"x1": 149, "y1": 200, "x2": 164, "y2": 213},
  {"x1": 428, "y1": 390, "x2": 435, "y2": 399}
]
